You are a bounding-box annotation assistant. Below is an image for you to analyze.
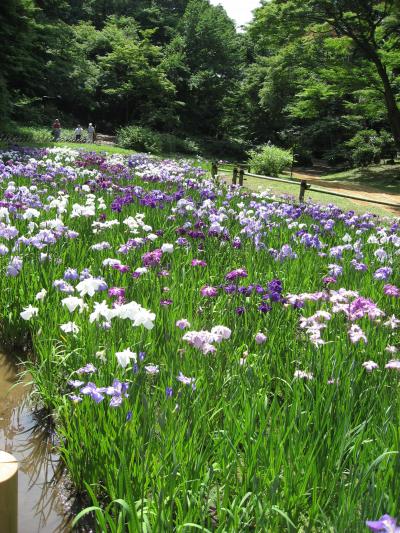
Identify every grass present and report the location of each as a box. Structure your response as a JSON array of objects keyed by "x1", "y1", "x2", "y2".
[
  {"x1": 1, "y1": 146, "x2": 399, "y2": 531},
  {"x1": 57, "y1": 141, "x2": 135, "y2": 155}
]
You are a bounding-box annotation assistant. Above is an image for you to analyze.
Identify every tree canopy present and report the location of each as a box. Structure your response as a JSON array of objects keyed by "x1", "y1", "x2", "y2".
[{"x1": 1, "y1": 0, "x2": 400, "y2": 163}]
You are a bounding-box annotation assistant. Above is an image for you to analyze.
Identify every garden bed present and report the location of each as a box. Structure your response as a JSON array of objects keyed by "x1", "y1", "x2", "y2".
[{"x1": 0, "y1": 146, "x2": 399, "y2": 531}]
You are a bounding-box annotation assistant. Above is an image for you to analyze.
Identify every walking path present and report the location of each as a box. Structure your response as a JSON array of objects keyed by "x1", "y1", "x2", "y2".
[
  {"x1": 294, "y1": 171, "x2": 400, "y2": 216},
  {"x1": 95, "y1": 134, "x2": 116, "y2": 146}
]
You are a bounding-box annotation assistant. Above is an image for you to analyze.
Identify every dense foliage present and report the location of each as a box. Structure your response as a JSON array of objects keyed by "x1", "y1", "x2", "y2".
[
  {"x1": 2, "y1": 0, "x2": 399, "y2": 164},
  {"x1": 240, "y1": 0, "x2": 400, "y2": 164},
  {"x1": 0, "y1": 0, "x2": 243, "y2": 141},
  {"x1": 1, "y1": 146, "x2": 399, "y2": 530}
]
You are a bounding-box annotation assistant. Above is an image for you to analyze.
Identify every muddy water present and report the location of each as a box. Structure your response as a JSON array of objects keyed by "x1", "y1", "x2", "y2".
[{"x1": 0, "y1": 352, "x2": 72, "y2": 532}]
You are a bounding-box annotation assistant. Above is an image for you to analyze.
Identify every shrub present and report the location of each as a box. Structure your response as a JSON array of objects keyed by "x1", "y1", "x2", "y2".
[
  {"x1": 248, "y1": 144, "x2": 293, "y2": 177},
  {"x1": 352, "y1": 145, "x2": 381, "y2": 167},
  {"x1": 117, "y1": 126, "x2": 201, "y2": 155},
  {"x1": 116, "y1": 125, "x2": 247, "y2": 158},
  {"x1": 347, "y1": 129, "x2": 396, "y2": 167},
  {"x1": 157, "y1": 133, "x2": 199, "y2": 155},
  {"x1": 116, "y1": 125, "x2": 163, "y2": 153},
  {"x1": 379, "y1": 130, "x2": 397, "y2": 160}
]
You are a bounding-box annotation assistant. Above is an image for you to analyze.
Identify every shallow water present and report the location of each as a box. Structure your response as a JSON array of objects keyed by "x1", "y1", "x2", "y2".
[{"x1": 0, "y1": 352, "x2": 72, "y2": 532}]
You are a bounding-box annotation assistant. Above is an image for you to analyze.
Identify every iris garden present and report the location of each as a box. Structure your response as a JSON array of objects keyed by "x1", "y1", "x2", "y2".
[{"x1": 0, "y1": 146, "x2": 399, "y2": 531}]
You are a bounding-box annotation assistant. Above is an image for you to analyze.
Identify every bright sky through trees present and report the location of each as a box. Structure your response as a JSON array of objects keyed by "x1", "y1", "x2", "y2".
[{"x1": 209, "y1": 0, "x2": 261, "y2": 27}]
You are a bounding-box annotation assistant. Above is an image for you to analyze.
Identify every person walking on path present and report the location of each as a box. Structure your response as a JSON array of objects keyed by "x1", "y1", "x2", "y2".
[
  {"x1": 52, "y1": 119, "x2": 61, "y2": 141},
  {"x1": 87, "y1": 123, "x2": 95, "y2": 143},
  {"x1": 74, "y1": 124, "x2": 83, "y2": 142}
]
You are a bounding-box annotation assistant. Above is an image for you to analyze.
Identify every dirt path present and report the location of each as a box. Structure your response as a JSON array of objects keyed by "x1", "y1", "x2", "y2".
[
  {"x1": 96, "y1": 134, "x2": 116, "y2": 146},
  {"x1": 294, "y1": 171, "x2": 400, "y2": 216}
]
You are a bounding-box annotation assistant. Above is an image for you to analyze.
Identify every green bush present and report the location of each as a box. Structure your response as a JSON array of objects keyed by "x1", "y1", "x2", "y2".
[
  {"x1": 346, "y1": 129, "x2": 396, "y2": 167},
  {"x1": 158, "y1": 133, "x2": 199, "y2": 155},
  {"x1": 116, "y1": 125, "x2": 247, "y2": 158},
  {"x1": 379, "y1": 130, "x2": 397, "y2": 160},
  {"x1": 248, "y1": 144, "x2": 293, "y2": 177},
  {"x1": 116, "y1": 126, "x2": 199, "y2": 154},
  {"x1": 116, "y1": 126, "x2": 163, "y2": 153}
]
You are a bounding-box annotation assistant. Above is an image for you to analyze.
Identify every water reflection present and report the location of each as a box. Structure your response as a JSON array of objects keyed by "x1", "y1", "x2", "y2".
[{"x1": 0, "y1": 352, "x2": 72, "y2": 533}]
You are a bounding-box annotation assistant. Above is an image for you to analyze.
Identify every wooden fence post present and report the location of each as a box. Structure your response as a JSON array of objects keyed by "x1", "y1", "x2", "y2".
[
  {"x1": 299, "y1": 180, "x2": 311, "y2": 203},
  {"x1": 239, "y1": 167, "x2": 245, "y2": 186},
  {"x1": 232, "y1": 166, "x2": 238, "y2": 185},
  {"x1": 0, "y1": 451, "x2": 18, "y2": 533}
]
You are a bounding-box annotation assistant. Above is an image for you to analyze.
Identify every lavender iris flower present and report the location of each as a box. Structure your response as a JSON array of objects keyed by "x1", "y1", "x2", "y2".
[{"x1": 366, "y1": 514, "x2": 400, "y2": 532}]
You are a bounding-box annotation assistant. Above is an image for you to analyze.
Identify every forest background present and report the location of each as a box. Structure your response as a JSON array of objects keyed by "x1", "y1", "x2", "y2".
[{"x1": 1, "y1": 0, "x2": 400, "y2": 166}]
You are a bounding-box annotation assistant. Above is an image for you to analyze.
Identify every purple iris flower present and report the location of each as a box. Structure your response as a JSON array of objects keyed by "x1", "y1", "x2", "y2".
[
  {"x1": 232, "y1": 237, "x2": 241, "y2": 249},
  {"x1": 68, "y1": 380, "x2": 85, "y2": 388},
  {"x1": 142, "y1": 249, "x2": 163, "y2": 267},
  {"x1": 374, "y1": 267, "x2": 392, "y2": 281},
  {"x1": 108, "y1": 287, "x2": 126, "y2": 298},
  {"x1": 64, "y1": 268, "x2": 79, "y2": 281},
  {"x1": 191, "y1": 259, "x2": 207, "y2": 267},
  {"x1": 384, "y1": 285, "x2": 400, "y2": 297},
  {"x1": 6, "y1": 256, "x2": 23, "y2": 277},
  {"x1": 53, "y1": 279, "x2": 74, "y2": 293},
  {"x1": 68, "y1": 394, "x2": 82, "y2": 403},
  {"x1": 225, "y1": 268, "x2": 248, "y2": 281},
  {"x1": 80, "y1": 382, "x2": 104, "y2": 403},
  {"x1": 268, "y1": 279, "x2": 283, "y2": 293},
  {"x1": 350, "y1": 259, "x2": 368, "y2": 272},
  {"x1": 366, "y1": 514, "x2": 400, "y2": 532},
  {"x1": 112, "y1": 264, "x2": 130, "y2": 273},
  {"x1": 224, "y1": 284, "x2": 237, "y2": 294},
  {"x1": 177, "y1": 372, "x2": 196, "y2": 390},
  {"x1": 200, "y1": 286, "x2": 218, "y2": 297},
  {"x1": 108, "y1": 395, "x2": 121, "y2": 407},
  {"x1": 258, "y1": 303, "x2": 272, "y2": 313},
  {"x1": 76, "y1": 363, "x2": 97, "y2": 375}
]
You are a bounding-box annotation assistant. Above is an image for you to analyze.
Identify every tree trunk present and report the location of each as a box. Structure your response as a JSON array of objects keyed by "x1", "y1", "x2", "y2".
[{"x1": 373, "y1": 57, "x2": 400, "y2": 151}]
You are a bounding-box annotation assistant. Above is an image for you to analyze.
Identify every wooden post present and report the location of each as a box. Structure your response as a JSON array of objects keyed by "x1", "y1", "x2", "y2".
[
  {"x1": 239, "y1": 167, "x2": 244, "y2": 186},
  {"x1": 299, "y1": 180, "x2": 311, "y2": 203},
  {"x1": 232, "y1": 166, "x2": 238, "y2": 185},
  {"x1": 0, "y1": 451, "x2": 18, "y2": 533}
]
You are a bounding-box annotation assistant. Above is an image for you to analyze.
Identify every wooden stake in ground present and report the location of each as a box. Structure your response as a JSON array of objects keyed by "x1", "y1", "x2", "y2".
[
  {"x1": 299, "y1": 180, "x2": 311, "y2": 203},
  {"x1": 0, "y1": 451, "x2": 18, "y2": 533}
]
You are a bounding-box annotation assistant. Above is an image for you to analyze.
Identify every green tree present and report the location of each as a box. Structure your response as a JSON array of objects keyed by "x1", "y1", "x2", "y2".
[
  {"x1": 168, "y1": 0, "x2": 243, "y2": 136},
  {"x1": 273, "y1": 0, "x2": 400, "y2": 149},
  {"x1": 0, "y1": 0, "x2": 37, "y2": 122},
  {"x1": 241, "y1": 0, "x2": 400, "y2": 164},
  {"x1": 96, "y1": 17, "x2": 177, "y2": 127}
]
